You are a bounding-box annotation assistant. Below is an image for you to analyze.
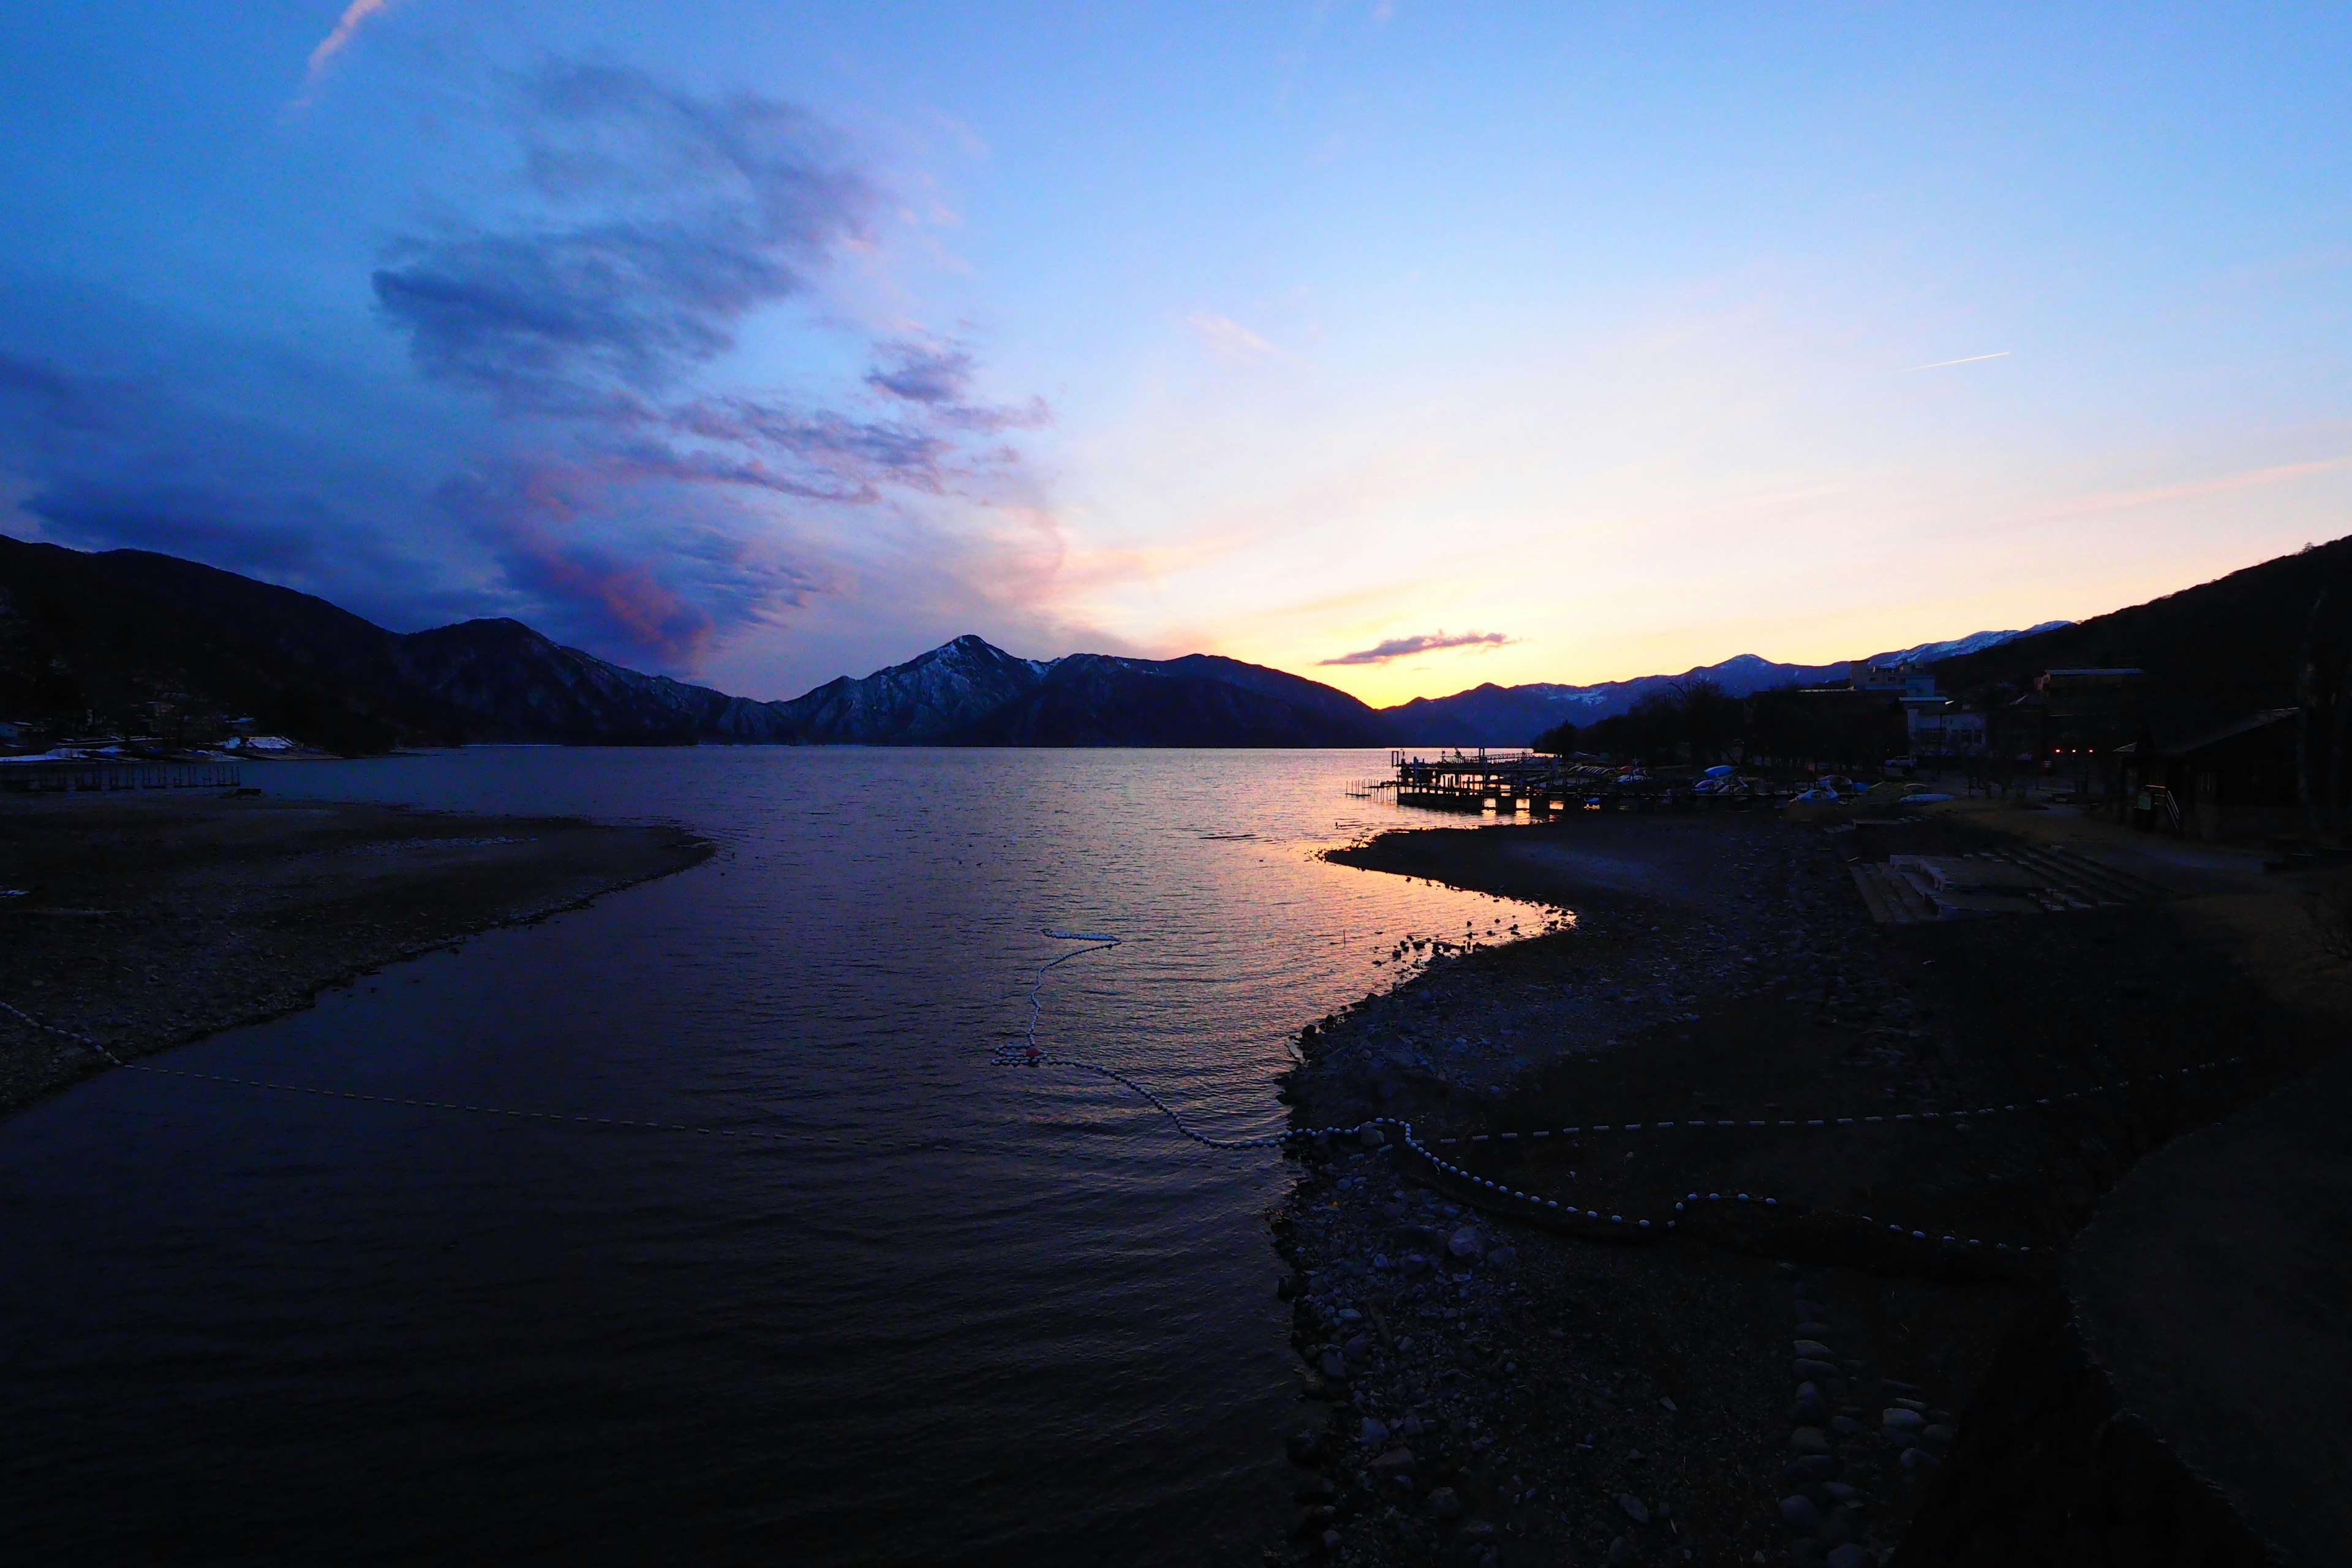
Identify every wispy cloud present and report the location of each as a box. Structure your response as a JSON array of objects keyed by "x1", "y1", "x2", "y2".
[
  {"x1": 2, "y1": 64, "x2": 1055, "y2": 677},
  {"x1": 1904, "y1": 350, "x2": 2010, "y2": 372},
  {"x1": 1319, "y1": 629, "x2": 1513, "y2": 666},
  {"x1": 294, "y1": 0, "x2": 402, "y2": 108},
  {"x1": 360, "y1": 63, "x2": 1050, "y2": 663},
  {"x1": 1186, "y1": 311, "x2": 1282, "y2": 364}
]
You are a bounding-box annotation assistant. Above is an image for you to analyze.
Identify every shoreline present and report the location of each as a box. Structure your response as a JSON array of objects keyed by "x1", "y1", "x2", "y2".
[
  {"x1": 0, "y1": 792, "x2": 714, "y2": 1115},
  {"x1": 1265, "y1": 805, "x2": 2337, "y2": 1565}
]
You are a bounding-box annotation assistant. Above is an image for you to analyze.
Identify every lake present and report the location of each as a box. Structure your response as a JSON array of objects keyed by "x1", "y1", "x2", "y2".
[{"x1": 0, "y1": 747, "x2": 1547, "y2": 1566}]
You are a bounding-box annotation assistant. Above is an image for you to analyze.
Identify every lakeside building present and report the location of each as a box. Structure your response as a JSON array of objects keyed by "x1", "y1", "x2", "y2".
[
  {"x1": 1904, "y1": 702, "x2": 1986, "y2": 758},
  {"x1": 1853, "y1": 661, "x2": 1938, "y2": 698},
  {"x1": 2114, "y1": 708, "x2": 2316, "y2": 842}
]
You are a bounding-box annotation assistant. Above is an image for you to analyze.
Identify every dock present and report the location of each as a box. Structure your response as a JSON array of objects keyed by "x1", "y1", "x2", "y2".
[
  {"x1": 1372, "y1": 749, "x2": 1794, "y2": 817},
  {"x1": 0, "y1": 757, "x2": 243, "y2": 794}
]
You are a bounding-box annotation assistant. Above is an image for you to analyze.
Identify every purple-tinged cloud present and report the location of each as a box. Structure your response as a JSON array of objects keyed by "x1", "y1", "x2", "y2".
[
  {"x1": 374, "y1": 63, "x2": 872, "y2": 409},
  {"x1": 866, "y1": 342, "x2": 973, "y2": 404},
  {"x1": 1319, "y1": 630, "x2": 1514, "y2": 666},
  {"x1": 0, "y1": 65, "x2": 1051, "y2": 679}
]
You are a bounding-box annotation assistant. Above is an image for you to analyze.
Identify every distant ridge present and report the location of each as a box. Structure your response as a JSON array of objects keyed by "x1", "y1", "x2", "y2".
[
  {"x1": 1377, "y1": 624, "x2": 2079, "y2": 746},
  {"x1": 0, "y1": 536, "x2": 1385, "y2": 749},
  {"x1": 15, "y1": 526, "x2": 2336, "y2": 753}
]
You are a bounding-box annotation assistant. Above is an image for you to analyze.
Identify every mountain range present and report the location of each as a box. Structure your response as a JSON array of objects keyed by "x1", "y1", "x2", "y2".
[{"x1": 42, "y1": 524, "x2": 2309, "y2": 753}]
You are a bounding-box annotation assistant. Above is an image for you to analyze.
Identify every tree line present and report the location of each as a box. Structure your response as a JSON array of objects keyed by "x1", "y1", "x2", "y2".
[{"x1": 1533, "y1": 678, "x2": 1907, "y2": 774}]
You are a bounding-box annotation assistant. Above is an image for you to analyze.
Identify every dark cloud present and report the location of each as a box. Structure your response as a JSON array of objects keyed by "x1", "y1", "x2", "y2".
[
  {"x1": 359, "y1": 64, "x2": 1046, "y2": 663},
  {"x1": 1319, "y1": 630, "x2": 1514, "y2": 666},
  {"x1": 865, "y1": 341, "x2": 973, "y2": 405},
  {"x1": 375, "y1": 62, "x2": 872, "y2": 408},
  {"x1": 862, "y1": 340, "x2": 1049, "y2": 433},
  {"x1": 0, "y1": 66, "x2": 1049, "y2": 682}
]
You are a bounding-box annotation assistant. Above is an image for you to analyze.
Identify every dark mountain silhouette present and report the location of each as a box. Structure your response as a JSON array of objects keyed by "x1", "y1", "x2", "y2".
[
  {"x1": 0, "y1": 536, "x2": 1384, "y2": 748},
  {"x1": 0, "y1": 535, "x2": 406, "y2": 752},
  {"x1": 1923, "y1": 536, "x2": 2352, "y2": 729},
  {"x1": 956, "y1": 653, "x2": 1388, "y2": 745},
  {"x1": 767, "y1": 634, "x2": 1049, "y2": 744},
  {"x1": 16, "y1": 526, "x2": 2335, "y2": 755},
  {"x1": 1380, "y1": 654, "x2": 1849, "y2": 745},
  {"x1": 1378, "y1": 629, "x2": 2076, "y2": 746}
]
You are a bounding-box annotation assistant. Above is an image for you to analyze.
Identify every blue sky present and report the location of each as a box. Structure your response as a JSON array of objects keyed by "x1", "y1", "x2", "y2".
[{"x1": 2, "y1": 4, "x2": 2347, "y2": 703}]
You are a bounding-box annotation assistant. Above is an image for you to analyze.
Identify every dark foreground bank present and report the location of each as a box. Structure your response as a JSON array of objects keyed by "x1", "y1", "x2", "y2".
[
  {"x1": 0, "y1": 791, "x2": 712, "y2": 1112},
  {"x1": 1267, "y1": 806, "x2": 2345, "y2": 1566}
]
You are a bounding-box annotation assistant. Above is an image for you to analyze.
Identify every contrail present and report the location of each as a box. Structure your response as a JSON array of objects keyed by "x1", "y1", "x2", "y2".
[
  {"x1": 1904, "y1": 350, "x2": 2011, "y2": 372},
  {"x1": 293, "y1": 0, "x2": 400, "y2": 108}
]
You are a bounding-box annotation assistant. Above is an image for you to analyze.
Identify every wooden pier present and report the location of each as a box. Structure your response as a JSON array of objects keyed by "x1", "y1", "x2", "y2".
[
  {"x1": 0, "y1": 757, "x2": 243, "y2": 794},
  {"x1": 1379, "y1": 749, "x2": 1792, "y2": 816}
]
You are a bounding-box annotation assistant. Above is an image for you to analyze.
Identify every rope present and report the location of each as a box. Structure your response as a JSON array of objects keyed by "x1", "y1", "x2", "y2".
[
  {"x1": 990, "y1": 933, "x2": 2245, "y2": 1263},
  {"x1": 6, "y1": 929, "x2": 2236, "y2": 1268}
]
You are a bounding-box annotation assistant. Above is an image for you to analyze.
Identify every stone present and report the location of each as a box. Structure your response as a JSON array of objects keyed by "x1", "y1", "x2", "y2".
[
  {"x1": 1321, "y1": 1349, "x2": 1348, "y2": 1379},
  {"x1": 1794, "y1": 1359, "x2": 1841, "y2": 1381},
  {"x1": 1359, "y1": 1125, "x2": 1385, "y2": 1149},
  {"x1": 1359, "y1": 1417, "x2": 1390, "y2": 1447},
  {"x1": 1608, "y1": 1537, "x2": 1633, "y2": 1566},
  {"x1": 1398, "y1": 1414, "x2": 1425, "y2": 1439},
  {"x1": 1321, "y1": 1528, "x2": 1343, "y2": 1551},
  {"x1": 1777, "y1": 1495, "x2": 1822, "y2": 1534},
  {"x1": 1794, "y1": 1340, "x2": 1835, "y2": 1360},
  {"x1": 1830, "y1": 1415, "x2": 1860, "y2": 1436},
  {"x1": 1820, "y1": 1504, "x2": 1857, "y2": 1546},
  {"x1": 1782, "y1": 1455, "x2": 1839, "y2": 1483},
  {"x1": 1427, "y1": 1487, "x2": 1463, "y2": 1520},
  {"x1": 1825, "y1": 1547, "x2": 1871, "y2": 1568},
  {"x1": 1370, "y1": 1447, "x2": 1415, "y2": 1474},
  {"x1": 1900, "y1": 1446, "x2": 1942, "y2": 1471},
  {"x1": 1823, "y1": 1482, "x2": 1856, "y2": 1504},
  {"x1": 1922, "y1": 1423, "x2": 1956, "y2": 1450},
  {"x1": 1881, "y1": 1407, "x2": 1924, "y2": 1432},
  {"x1": 1486, "y1": 1246, "x2": 1517, "y2": 1269},
  {"x1": 1448, "y1": 1226, "x2": 1485, "y2": 1262},
  {"x1": 1618, "y1": 1491, "x2": 1649, "y2": 1524},
  {"x1": 1790, "y1": 1427, "x2": 1831, "y2": 1455},
  {"x1": 1795, "y1": 1320, "x2": 1833, "y2": 1338},
  {"x1": 1345, "y1": 1334, "x2": 1371, "y2": 1361}
]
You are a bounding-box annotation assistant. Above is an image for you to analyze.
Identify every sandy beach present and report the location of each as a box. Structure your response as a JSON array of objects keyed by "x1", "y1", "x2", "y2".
[{"x1": 0, "y1": 792, "x2": 712, "y2": 1114}]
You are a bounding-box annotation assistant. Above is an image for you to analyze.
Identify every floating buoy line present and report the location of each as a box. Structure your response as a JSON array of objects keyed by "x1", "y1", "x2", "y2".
[{"x1": 3, "y1": 929, "x2": 2242, "y2": 1272}]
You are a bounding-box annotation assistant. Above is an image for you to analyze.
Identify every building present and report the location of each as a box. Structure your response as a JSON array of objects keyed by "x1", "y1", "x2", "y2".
[
  {"x1": 1904, "y1": 703, "x2": 1986, "y2": 758},
  {"x1": 1854, "y1": 661, "x2": 1939, "y2": 698},
  {"x1": 2115, "y1": 708, "x2": 2315, "y2": 842}
]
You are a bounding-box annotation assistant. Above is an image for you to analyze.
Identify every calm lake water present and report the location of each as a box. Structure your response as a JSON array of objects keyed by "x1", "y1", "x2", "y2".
[{"x1": 0, "y1": 748, "x2": 1548, "y2": 1566}]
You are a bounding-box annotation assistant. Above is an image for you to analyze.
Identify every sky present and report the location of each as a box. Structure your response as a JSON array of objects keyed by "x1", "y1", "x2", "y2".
[{"x1": 1, "y1": 4, "x2": 2348, "y2": 706}]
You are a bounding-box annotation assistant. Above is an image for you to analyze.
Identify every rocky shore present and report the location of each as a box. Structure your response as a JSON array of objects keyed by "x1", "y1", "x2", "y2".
[
  {"x1": 1264, "y1": 808, "x2": 2331, "y2": 1566},
  {"x1": 0, "y1": 791, "x2": 712, "y2": 1113}
]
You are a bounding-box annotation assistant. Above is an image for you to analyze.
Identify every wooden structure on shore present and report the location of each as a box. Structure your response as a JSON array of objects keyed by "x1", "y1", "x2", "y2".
[
  {"x1": 1374, "y1": 748, "x2": 1792, "y2": 816},
  {"x1": 0, "y1": 757, "x2": 243, "y2": 794}
]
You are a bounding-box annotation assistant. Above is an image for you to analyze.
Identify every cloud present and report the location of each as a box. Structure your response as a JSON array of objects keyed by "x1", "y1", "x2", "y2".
[
  {"x1": 295, "y1": 0, "x2": 402, "y2": 108},
  {"x1": 360, "y1": 64, "x2": 1047, "y2": 665},
  {"x1": 1186, "y1": 311, "x2": 1281, "y2": 364},
  {"x1": 0, "y1": 65, "x2": 1057, "y2": 681},
  {"x1": 1903, "y1": 350, "x2": 2010, "y2": 372},
  {"x1": 374, "y1": 64, "x2": 874, "y2": 408},
  {"x1": 1319, "y1": 629, "x2": 1513, "y2": 666}
]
